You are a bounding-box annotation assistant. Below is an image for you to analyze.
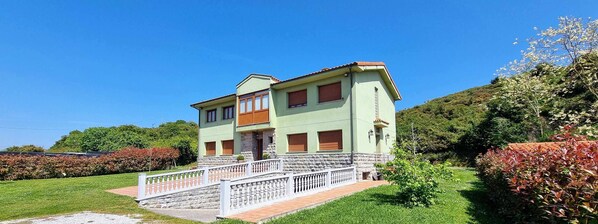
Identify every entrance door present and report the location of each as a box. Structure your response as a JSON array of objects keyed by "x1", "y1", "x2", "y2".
[{"x1": 256, "y1": 139, "x2": 263, "y2": 160}]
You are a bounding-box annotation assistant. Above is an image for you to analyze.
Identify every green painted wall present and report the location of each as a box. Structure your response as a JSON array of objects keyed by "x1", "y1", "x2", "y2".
[
  {"x1": 272, "y1": 75, "x2": 353, "y2": 154},
  {"x1": 353, "y1": 71, "x2": 397, "y2": 154},
  {"x1": 198, "y1": 99, "x2": 242, "y2": 156},
  {"x1": 196, "y1": 69, "x2": 398, "y2": 156}
]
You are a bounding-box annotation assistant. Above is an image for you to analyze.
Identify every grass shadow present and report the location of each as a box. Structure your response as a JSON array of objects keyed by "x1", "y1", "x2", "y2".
[{"x1": 458, "y1": 180, "x2": 507, "y2": 224}]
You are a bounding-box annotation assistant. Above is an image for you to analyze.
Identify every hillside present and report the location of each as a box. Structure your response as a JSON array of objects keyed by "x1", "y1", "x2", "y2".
[{"x1": 395, "y1": 82, "x2": 500, "y2": 154}]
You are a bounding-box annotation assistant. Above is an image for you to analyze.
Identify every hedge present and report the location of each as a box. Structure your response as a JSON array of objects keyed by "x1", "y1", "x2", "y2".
[
  {"x1": 0, "y1": 148, "x2": 179, "y2": 180},
  {"x1": 476, "y1": 133, "x2": 597, "y2": 223}
]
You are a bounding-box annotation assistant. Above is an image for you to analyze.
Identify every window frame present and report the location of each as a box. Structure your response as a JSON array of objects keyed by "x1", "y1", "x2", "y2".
[
  {"x1": 222, "y1": 105, "x2": 235, "y2": 120},
  {"x1": 287, "y1": 133, "x2": 308, "y2": 152},
  {"x1": 205, "y1": 141, "x2": 216, "y2": 156},
  {"x1": 206, "y1": 109, "x2": 217, "y2": 123},
  {"x1": 318, "y1": 82, "x2": 342, "y2": 103},
  {"x1": 288, "y1": 89, "x2": 308, "y2": 108},
  {"x1": 317, "y1": 130, "x2": 343, "y2": 151}
]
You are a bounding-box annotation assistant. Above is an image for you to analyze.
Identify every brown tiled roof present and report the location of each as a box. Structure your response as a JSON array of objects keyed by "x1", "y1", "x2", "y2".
[
  {"x1": 191, "y1": 61, "x2": 398, "y2": 108},
  {"x1": 507, "y1": 141, "x2": 598, "y2": 151},
  {"x1": 273, "y1": 61, "x2": 386, "y2": 86},
  {"x1": 373, "y1": 118, "x2": 389, "y2": 124}
]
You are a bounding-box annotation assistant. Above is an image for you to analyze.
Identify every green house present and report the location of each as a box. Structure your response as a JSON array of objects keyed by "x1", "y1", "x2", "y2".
[{"x1": 191, "y1": 62, "x2": 401, "y2": 179}]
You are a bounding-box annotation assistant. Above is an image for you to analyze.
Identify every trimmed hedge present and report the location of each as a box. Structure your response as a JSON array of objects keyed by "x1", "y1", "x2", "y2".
[
  {"x1": 0, "y1": 148, "x2": 179, "y2": 180},
  {"x1": 476, "y1": 134, "x2": 597, "y2": 223}
]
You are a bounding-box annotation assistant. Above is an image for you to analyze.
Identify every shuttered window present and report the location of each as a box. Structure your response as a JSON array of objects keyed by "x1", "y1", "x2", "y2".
[
  {"x1": 221, "y1": 140, "x2": 234, "y2": 155},
  {"x1": 288, "y1": 89, "x2": 307, "y2": 108},
  {"x1": 318, "y1": 130, "x2": 343, "y2": 150},
  {"x1": 318, "y1": 82, "x2": 342, "y2": 103},
  {"x1": 205, "y1": 142, "x2": 216, "y2": 156},
  {"x1": 287, "y1": 133, "x2": 307, "y2": 152}
]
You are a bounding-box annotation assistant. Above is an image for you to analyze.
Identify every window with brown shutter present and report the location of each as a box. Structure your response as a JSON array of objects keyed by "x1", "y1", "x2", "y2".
[
  {"x1": 287, "y1": 133, "x2": 307, "y2": 152},
  {"x1": 221, "y1": 140, "x2": 234, "y2": 155},
  {"x1": 288, "y1": 89, "x2": 307, "y2": 108},
  {"x1": 318, "y1": 130, "x2": 343, "y2": 150},
  {"x1": 205, "y1": 142, "x2": 216, "y2": 156},
  {"x1": 318, "y1": 82, "x2": 341, "y2": 103}
]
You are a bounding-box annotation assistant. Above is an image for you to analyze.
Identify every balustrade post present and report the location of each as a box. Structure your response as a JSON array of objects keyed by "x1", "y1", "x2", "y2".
[
  {"x1": 219, "y1": 179, "x2": 231, "y2": 216},
  {"x1": 279, "y1": 159, "x2": 284, "y2": 171},
  {"x1": 246, "y1": 161, "x2": 253, "y2": 176},
  {"x1": 137, "y1": 173, "x2": 146, "y2": 199},
  {"x1": 326, "y1": 170, "x2": 332, "y2": 188},
  {"x1": 202, "y1": 168, "x2": 209, "y2": 185},
  {"x1": 286, "y1": 173, "x2": 295, "y2": 197}
]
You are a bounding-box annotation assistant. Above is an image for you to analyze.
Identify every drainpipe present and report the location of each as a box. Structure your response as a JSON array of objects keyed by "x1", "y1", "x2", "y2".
[{"x1": 349, "y1": 67, "x2": 355, "y2": 164}]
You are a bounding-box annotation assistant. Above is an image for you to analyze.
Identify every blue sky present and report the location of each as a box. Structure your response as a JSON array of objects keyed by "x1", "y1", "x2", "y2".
[{"x1": 1, "y1": 1, "x2": 597, "y2": 149}]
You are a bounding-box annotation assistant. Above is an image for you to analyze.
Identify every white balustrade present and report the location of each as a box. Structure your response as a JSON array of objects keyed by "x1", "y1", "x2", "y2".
[
  {"x1": 219, "y1": 166, "x2": 357, "y2": 216},
  {"x1": 138, "y1": 159, "x2": 283, "y2": 200}
]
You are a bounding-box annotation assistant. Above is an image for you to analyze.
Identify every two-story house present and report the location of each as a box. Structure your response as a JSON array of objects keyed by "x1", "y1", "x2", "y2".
[{"x1": 191, "y1": 62, "x2": 401, "y2": 180}]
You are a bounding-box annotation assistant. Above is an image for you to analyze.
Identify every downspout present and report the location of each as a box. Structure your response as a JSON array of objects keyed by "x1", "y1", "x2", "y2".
[{"x1": 349, "y1": 67, "x2": 355, "y2": 164}]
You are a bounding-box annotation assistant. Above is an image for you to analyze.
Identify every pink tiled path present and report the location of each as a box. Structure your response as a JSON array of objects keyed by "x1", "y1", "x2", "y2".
[
  {"x1": 106, "y1": 186, "x2": 138, "y2": 197},
  {"x1": 226, "y1": 181, "x2": 389, "y2": 223}
]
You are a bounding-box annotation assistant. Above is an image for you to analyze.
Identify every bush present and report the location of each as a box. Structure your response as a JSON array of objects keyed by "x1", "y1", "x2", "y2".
[
  {"x1": 4, "y1": 145, "x2": 45, "y2": 152},
  {"x1": 0, "y1": 148, "x2": 179, "y2": 180},
  {"x1": 236, "y1": 155, "x2": 245, "y2": 161},
  {"x1": 262, "y1": 153, "x2": 271, "y2": 160},
  {"x1": 376, "y1": 145, "x2": 453, "y2": 207},
  {"x1": 476, "y1": 130, "x2": 597, "y2": 223}
]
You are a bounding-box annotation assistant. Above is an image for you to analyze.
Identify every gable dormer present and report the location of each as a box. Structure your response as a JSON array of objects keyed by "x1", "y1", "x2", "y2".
[{"x1": 236, "y1": 74, "x2": 279, "y2": 95}]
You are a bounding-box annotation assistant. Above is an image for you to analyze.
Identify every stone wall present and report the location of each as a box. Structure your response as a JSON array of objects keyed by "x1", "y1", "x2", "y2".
[
  {"x1": 278, "y1": 153, "x2": 390, "y2": 180},
  {"x1": 138, "y1": 172, "x2": 286, "y2": 209},
  {"x1": 197, "y1": 152, "x2": 390, "y2": 181},
  {"x1": 196, "y1": 155, "x2": 239, "y2": 167}
]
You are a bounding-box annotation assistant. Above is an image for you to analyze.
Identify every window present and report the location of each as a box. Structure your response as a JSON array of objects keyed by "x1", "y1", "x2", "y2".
[
  {"x1": 205, "y1": 142, "x2": 216, "y2": 156},
  {"x1": 247, "y1": 98, "x2": 253, "y2": 112},
  {"x1": 288, "y1": 89, "x2": 307, "y2": 108},
  {"x1": 318, "y1": 130, "x2": 343, "y2": 150},
  {"x1": 240, "y1": 100, "x2": 246, "y2": 113},
  {"x1": 268, "y1": 136, "x2": 273, "y2": 144},
  {"x1": 223, "y1": 106, "x2": 234, "y2": 120},
  {"x1": 375, "y1": 87, "x2": 379, "y2": 117},
  {"x1": 255, "y1": 96, "x2": 261, "y2": 110},
  {"x1": 288, "y1": 133, "x2": 307, "y2": 152},
  {"x1": 221, "y1": 140, "x2": 234, "y2": 155},
  {"x1": 262, "y1": 95, "x2": 269, "y2": 109},
  {"x1": 206, "y1": 109, "x2": 217, "y2": 122},
  {"x1": 318, "y1": 82, "x2": 342, "y2": 103}
]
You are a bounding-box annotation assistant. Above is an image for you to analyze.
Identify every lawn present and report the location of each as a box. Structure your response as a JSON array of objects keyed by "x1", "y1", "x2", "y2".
[
  {"x1": 221, "y1": 167, "x2": 505, "y2": 224},
  {"x1": 1, "y1": 166, "x2": 504, "y2": 224},
  {"x1": 0, "y1": 165, "x2": 197, "y2": 223}
]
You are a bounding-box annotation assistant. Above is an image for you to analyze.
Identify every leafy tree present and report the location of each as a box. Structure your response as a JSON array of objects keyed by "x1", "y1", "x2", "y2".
[
  {"x1": 80, "y1": 127, "x2": 110, "y2": 152},
  {"x1": 5, "y1": 145, "x2": 45, "y2": 152},
  {"x1": 376, "y1": 144, "x2": 453, "y2": 207}
]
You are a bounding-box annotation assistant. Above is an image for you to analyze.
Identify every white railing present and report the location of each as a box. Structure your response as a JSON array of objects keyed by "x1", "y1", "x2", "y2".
[
  {"x1": 138, "y1": 159, "x2": 283, "y2": 200},
  {"x1": 219, "y1": 166, "x2": 356, "y2": 216}
]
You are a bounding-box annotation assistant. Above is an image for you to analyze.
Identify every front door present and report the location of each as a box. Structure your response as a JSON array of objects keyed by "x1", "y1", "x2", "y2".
[{"x1": 256, "y1": 139, "x2": 263, "y2": 160}]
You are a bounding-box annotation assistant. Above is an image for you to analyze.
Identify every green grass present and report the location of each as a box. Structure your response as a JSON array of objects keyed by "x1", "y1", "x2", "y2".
[
  {"x1": 221, "y1": 167, "x2": 505, "y2": 224},
  {"x1": 0, "y1": 165, "x2": 198, "y2": 223},
  {"x1": 1, "y1": 167, "x2": 504, "y2": 224}
]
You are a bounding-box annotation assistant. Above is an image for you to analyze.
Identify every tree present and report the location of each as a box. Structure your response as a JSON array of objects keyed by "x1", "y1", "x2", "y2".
[
  {"x1": 494, "y1": 73, "x2": 552, "y2": 138},
  {"x1": 5, "y1": 145, "x2": 45, "y2": 152},
  {"x1": 499, "y1": 17, "x2": 598, "y2": 98}
]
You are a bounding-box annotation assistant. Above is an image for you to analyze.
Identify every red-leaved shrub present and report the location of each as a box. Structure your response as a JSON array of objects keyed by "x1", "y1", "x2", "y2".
[
  {"x1": 0, "y1": 148, "x2": 179, "y2": 180},
  {"x1": 476, "y1": 128, "x2": 597, "y2": 223}
]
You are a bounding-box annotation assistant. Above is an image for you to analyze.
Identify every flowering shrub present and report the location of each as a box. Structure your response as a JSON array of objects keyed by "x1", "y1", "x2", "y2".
[
  {"x1": 0, "y1": 148, "x2": 179, "y2": 180},
  {"x1": 476, "y1": 130, "x2": 597, "y2": 223},
  {"x1": 376, "y1": 145, "x2": 453, "y2": 207}
]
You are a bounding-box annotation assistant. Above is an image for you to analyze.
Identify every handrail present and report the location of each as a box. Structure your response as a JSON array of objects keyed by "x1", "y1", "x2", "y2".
[
  {"x1": 219, "y1": 165, "x2": 357, "y2": 216},
  {"x1": 138, "y1": 159, "x2": 283, "y2": 200}
]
